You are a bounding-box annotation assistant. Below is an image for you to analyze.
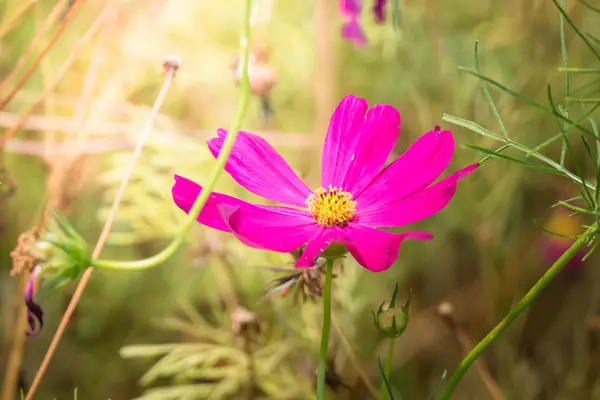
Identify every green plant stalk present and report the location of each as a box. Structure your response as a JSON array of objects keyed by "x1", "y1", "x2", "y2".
[
  {"x1": 91, "y1": 0, "x2": 252, "y2": 271},
  {"x1": 317, "y1": 258, "x2": 334, "y2": 400},
  {"x1": 437, "y1": 223, "x2": 598, "y2": 400},
  {"x1": 559, "y1": 0, "x2": 570, "y2": 166},
  {"x1": 381, "y1": 337, "x2": 396, "y2": 400}
]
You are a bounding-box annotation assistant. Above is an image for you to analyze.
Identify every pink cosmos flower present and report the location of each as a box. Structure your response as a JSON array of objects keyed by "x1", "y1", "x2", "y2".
[{"x1": 172, "y1": 95, "x2": 477, "y2": 272}]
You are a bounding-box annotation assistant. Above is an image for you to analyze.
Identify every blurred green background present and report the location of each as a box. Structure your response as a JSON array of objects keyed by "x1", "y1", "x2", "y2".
[{"x1": 2, "y1": 0, "x2": 600, "y2": 399}]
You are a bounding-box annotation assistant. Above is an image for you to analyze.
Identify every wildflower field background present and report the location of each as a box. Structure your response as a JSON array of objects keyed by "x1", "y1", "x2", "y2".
[{"x1": 2, "y1": 0, "x2": 600, "y2": 399}]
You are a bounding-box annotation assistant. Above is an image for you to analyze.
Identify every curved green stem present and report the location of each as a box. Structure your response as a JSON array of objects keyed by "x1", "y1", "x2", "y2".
[
  {"x1": 91, "y1": 0, "x2": 253, "y2": 271},
  {"x1": 437, "y1": 223, "x2": 597, "y2": 399},
  {"x1": 317, "y1": 258, "x2": 334, "y2": 400},
  {"x1": 381, "y1": 337, "x2": 396, "y2": 400}
]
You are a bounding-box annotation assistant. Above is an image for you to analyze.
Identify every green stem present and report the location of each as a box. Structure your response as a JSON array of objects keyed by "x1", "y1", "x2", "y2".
[
  {"x1": 91, "y1": 0, "x2": 253, "y2": 271},
  {"x1": 437, "y1": 223, "x2": 597, "y2": 400},
  {"x1": 381, "y1": 337, "x2": 396, "y2": 400},
  {"x1": 317, "y1": 258, "x2": 334, "y2": 400}
]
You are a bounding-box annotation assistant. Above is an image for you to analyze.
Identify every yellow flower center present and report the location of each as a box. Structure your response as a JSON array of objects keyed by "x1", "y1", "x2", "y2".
[{"x1": 306, "y1": 186, "x2": 356, "y2": 227}]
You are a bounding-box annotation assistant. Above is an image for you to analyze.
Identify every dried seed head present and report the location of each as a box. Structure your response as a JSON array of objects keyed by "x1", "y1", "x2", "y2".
[
  {"x1": 436, "y1": 301, "x2": 458, "y2": 329},
  {"x1": 10, "y1": 228, "x2": 41, "y2": 277},
  {"x1": 231, "y1": 306, "x2": 261, "y2": 337},
  {"x1": 437, "y1": 301, "x2": 454, "y2": 317},
  {"x1": 163, "y1": 54, "x2": 182, "y2": 71}
]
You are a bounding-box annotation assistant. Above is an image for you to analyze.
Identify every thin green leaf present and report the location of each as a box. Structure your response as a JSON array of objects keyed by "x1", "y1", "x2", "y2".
[
  {"x1": 533, "y1": 219, "x2": 580, "y2": 239},
  {"x1": 555, "y1": 200, "x2": 600, "y2": 216},
  {"x1": 548, "y1": 84, "x2": 595, "y2": 208},
  {"x1": 479, "y1": 143, "x2": 511, "y2": 165},
  {"x1": 565, "y1": 97, "x2": 600, "y2": 103},
  {"x1": 582, "y1": 240, "x2": 598, "y2": 262},
  {"x1": 582, "y1": 103, "x2": 600, "y2": 204},
  {"x1": 530, "y1": 101, "x2": 600, "y2": 155},
  {"x1": 389, "y1": 283, "x2": 399, "y2": 308},
  {"x1": 441, "y1": 114, "x2": 503, "y2": 140},
  {"x1": 378, "y1": 357, "x2": 395, "y2": 400},
  {"x1": 552, "y1": 195, "x2": 586, "y2": 206},
  {"x1": 458, "y1": 68, "x2": 597, "y2": 137},
  {"x1": 551, "y1": 0, "x2": 600, "y2": 60},
  {"x1": 465, "y1": 144, "x2": 564, "y2": 175},
  {"x1": 586, "y1": 32, "x2": 600, "y2": 47},
  {"x1": 559, "y1": 0, "x2": 570, "y2": 167},
  {"x1": 473, "y1": 40, "x2": 508, "y2": 140},
  {"x1": 428, "y1": 370, "x2": 448, "y2": 400},
  {"x1": 581, "y1": 134, "x2": 595, "y2": 163},
  {"x1": 580, "y1": 0, "x2": 600, "y2": 14},
  {"x1": 559, "y1": 67, "x2": 600, "y2": 73},
  {"x1": 572, "y1": 76, "x2": 600, "y2": 97}
]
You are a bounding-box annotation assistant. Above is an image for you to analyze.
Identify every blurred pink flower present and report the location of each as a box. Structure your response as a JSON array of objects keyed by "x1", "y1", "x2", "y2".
[
  {"x1": 172, "y1": 95, "x2": 477, "y2": 272},
  {"x1": 339, "y1": 0, "x2": 366, "y2": 47},
  {"x1": 541, "y1": 208, "x2": 586, "y2": 271},
  {"x1": 339, "y1": 0, "x2": 390, "y2": 47},
  {"x1": 24, "y1": 265, "x2": 43, "y2": 336},
  {"x1": 373, "y1": 0, "x2": 388, "y2": 23}
]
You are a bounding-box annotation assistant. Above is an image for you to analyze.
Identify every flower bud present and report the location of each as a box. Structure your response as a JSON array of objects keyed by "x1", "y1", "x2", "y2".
[{"x1": 372, "y1": 284, "x2": 411, "y2": 338}]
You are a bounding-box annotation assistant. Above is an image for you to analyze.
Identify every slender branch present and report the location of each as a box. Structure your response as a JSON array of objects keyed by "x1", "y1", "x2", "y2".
[
  {"x1": 331, "y1": 314, "x2": 378, "y2": 398},
  {"x1": 437, "y1": 224, "x2": 598, "y2": 399},
  {"x1": 0, "y1": 3, "x2": 111, "y2": 147},
  {"x1": 1, "y1": 273, "x2": 30, "y2": 400},
  {"x1": 381, "y1": 337, "x2": 396, "y2": 400},
  {"x1": 24, "y1": 58, "x2": 178, "y2": 400},
  {"x1": 317, "y1": 258, "x2": 334, "y2": 399},
  {"x1": 0, "y1": 0, "x2": 82, "y2": 111},
  {"x1": 90, "y1": 0, "x2": 253, "y2": 272},
  {"x1": 0, "y1": 0, "x2": 38, "y2": 41},
  {"x1": 0, "y1": 0, "x2": 70, "y2": 96}
]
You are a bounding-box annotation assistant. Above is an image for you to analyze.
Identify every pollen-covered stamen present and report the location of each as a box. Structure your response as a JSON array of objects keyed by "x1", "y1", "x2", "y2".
[{"x1": 306, "y1": 185, "x2": 357, "y2": 227}]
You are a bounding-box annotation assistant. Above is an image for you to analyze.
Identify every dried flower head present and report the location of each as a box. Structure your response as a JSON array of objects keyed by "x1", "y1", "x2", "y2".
[
  {"x1": 260, "y1": 257, "x2": 339, "y2": 305},
  {"x1": 231, "y1": 306, "x2": 261, "y2": 337},
  {"x1": 9, "y1": 210, "x2": 91, "y2": 335},
  {"x1": 10, "y1": 227, "x2": 41, "y2": 277},
  {"x1": 173, "y1": 95, "x2": 477, "y2": 272},
  {"x1": 163, "y1": 53, "x2": 182, "y2": 72},
  {"x1": 10, "y1": 228, "x2": 48, "y2": 335}
]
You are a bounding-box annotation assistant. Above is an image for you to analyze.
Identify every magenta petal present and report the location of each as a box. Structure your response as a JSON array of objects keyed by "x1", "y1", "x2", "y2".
[
  {"x1": 322, "y1": 95, "x2": 367, "y2": 189},
  {"x1": 342, "y1": 104, "x2": 400, "y2": 193},
  {"x1": 355, "y1": 127, "x2": 455, "y2": 210},
  {"x1": 344, "y1": 225, "x2": 433, "y2": 272},
  {"x1": 358, "y1": 163, "x2": 478, "y2": 228},
  {"x1": 172, "y1": 175, "x2": 305, "y2": 233},
  {"x1": 340, "y1": 0, "x2": 361, "y2": 16},
  {"x1": 342, "y1": 19, "x2": 367, "y2": 48},
  {"x1": 208, "y1": 129, "x2": 312, "y2": 207},
  {"x1": 218, "y1": 203, "x2": 317, "y2": 253},
  {"x1": 322, "y1": 95, "x2": 400, "y2": 192}
]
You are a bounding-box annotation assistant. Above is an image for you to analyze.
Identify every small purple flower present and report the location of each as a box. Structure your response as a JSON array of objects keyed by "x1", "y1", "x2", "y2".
[
  {"x1": 339, "y1": 0, "x2": 391, "y2": 47},
  {"x1": 373, "y1": 0, "x2": 388, "y2": 23},
  {"x1": 339, "y1": 0, "x2": 366, "y2": 48},
  {"x1": 24, "y1": 265, "x2": 44, "y2": 336}
]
